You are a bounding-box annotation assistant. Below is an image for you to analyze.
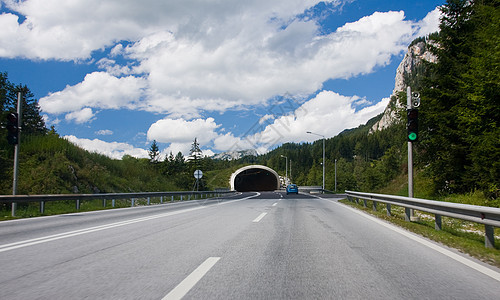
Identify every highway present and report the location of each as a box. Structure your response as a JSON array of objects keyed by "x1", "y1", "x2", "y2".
[{"x1": 1, "y1": 192, "x2": 499, "y2": 299}]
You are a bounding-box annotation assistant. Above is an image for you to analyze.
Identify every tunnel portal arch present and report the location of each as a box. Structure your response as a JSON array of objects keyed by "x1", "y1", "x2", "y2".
[{"x1": 230, "y1": 165, "x2": 280, "y2": 192}]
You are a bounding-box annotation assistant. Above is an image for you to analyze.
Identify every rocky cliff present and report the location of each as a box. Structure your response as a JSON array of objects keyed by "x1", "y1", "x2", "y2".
[{"x1": 370, "y1": 40, "x2": 437, "y2": 132}]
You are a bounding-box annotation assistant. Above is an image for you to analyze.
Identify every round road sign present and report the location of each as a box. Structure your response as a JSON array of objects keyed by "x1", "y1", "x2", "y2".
[{"x1": 194, "y1": 169, "x2": 203, "y2": 179}]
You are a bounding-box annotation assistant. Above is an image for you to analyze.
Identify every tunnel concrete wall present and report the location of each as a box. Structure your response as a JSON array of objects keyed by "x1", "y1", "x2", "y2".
[{"x1": 230, "y1": 165, "x2": 280, "y2": 192}]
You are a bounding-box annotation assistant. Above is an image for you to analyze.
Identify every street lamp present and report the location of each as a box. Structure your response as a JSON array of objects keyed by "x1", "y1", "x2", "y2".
[
  {"x1": 306, "y1": 131, "x2": 325, "y2": 192},
  {"x1": 335, "y1": 159, "x2": 337, "y2": 192},
  {"x1": 280, "y1": 155, "x2": 288, "y2": 185}
]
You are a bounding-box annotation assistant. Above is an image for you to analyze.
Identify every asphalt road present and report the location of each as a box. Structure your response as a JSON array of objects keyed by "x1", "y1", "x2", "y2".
[{"x1": 0, "y1": 192, "x2": 499, "y2": 299}]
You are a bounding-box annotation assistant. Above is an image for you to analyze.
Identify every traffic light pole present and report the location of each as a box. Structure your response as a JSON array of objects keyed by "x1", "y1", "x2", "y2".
[
  {"x1": 407, "y1": 87, "x2": 418, "y2": 221},
  {"x1": 12, "y1": 91, "x2": 22, "y2": 216}
]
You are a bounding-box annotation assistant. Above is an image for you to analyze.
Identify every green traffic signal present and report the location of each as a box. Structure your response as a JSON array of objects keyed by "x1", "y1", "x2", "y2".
[{"x1": 407, "y1": 109, "x2": 418, "y2": 142}]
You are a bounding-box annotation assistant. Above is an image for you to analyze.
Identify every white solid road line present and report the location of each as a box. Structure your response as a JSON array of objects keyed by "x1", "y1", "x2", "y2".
[
  {"x1": 0, "y1": 194, "x2": 262, "y2": 253},
  {"x1": 162, "y1": 257, "x2": 221, "y2": 300},
  {"x1": 252, "y1": 212, "x2": 268, "y2": 223},
  {"x1": 320, "y1": 197, "x2": 500, "y2": 283},
  {"x1": 0, "y1": 206, "x2": 206, "y2": 253}
]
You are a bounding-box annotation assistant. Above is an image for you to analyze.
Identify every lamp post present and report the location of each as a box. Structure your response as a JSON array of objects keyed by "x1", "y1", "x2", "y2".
[
  {"x1": 280, "y1": 155, "x2": 288, "y2": 185},
  {"x1": 335, "y1": 158, "x2": 337, "y2": 192},
  {"x1": 306, "y1": 131, "x2": 325, "y2": 192}
]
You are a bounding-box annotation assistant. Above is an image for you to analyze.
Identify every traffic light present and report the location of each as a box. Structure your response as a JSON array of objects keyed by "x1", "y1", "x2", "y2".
[
  {"x1": 6, "y1": 112, "x2": 19, "y2": 145},
  {"x1": 407, "y1": 109, "x2": 418, "y2": 142},
  {"x1": 411, "y1": 92, "x2": 421, "y2": 107}
]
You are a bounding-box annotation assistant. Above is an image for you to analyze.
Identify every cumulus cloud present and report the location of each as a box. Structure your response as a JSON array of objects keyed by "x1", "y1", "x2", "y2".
[
  {"x1": 245, "y1": 91, "x2": 390, "y2": 150},
  {"x1": 39, "y1": 72, "x2": 147, "y2": 115},
  {"x1": 65, "y1": 135, "x2": 149, "y2": 159},
  {"x1": 65, "y1": 108, "x2": 95, "y2": 124},
  {"x1": 1, "y1": 1, "x2": 442, "y2": 157},
  {"x1": 0, "y1": 0, "x2": 340, "y2": 60},
  {"x1": 415, "y1": 7, "x2": 441, "y2": 38},
  {"x1": 147, "y1": 117, "x2": 220, "y2": 155},
  {"x1": 14, "y1": 0, "x2": 433, "y2": 121}
]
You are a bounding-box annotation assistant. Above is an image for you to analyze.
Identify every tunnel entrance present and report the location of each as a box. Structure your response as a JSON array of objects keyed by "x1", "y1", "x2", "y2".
[{"x1": 230, "y1": 165, "x2": 280, "y2": 192}]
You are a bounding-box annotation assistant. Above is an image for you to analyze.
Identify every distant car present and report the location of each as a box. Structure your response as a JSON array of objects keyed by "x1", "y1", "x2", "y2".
[{"x1": 286, "y1": 184, "x2": 298, "y2": 194}]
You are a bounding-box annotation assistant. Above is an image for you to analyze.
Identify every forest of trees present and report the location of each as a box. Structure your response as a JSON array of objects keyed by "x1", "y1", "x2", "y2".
[{"x1": 0, "y1": 0, "x2": 498, "y2": 203}]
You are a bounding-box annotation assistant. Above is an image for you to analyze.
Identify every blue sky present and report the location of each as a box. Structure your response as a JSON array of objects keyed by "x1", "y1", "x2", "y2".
[{"x1": 0, "y1": 0, "x2": 444, "y2": 159}]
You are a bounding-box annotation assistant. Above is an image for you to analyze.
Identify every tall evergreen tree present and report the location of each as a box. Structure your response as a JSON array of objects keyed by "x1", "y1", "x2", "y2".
[
  {"x1": 148, "y1": 140, "x2": 161, "y2": 163},
  {"x1": 421, "y1": 0, "x2": 499, "y2": 196},
  {"x1": 188, "y1": 137, "x2": 202, "y2": 170}
]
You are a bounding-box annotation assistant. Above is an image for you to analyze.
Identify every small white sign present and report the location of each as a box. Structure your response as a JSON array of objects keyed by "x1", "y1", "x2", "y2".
[{"x1": 194, "y1": 169, "x2": 203, "y2": 179}]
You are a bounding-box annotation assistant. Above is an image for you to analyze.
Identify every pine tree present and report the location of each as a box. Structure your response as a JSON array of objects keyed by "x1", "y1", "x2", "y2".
[
  {"x1": 421, "y1": 0, "x2": 499, "y2": 196},
  {"x1": 188, "y1": 137, "x2": 202, "y2": 170},
  {"x1": 148, "y1": 140, "x2": 160, "y2": 163}
]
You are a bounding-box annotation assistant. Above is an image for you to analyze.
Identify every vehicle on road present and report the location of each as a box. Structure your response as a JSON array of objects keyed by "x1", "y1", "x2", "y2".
[{"x1": 286, "y1": 184, "x2": 298, "y2": 194}]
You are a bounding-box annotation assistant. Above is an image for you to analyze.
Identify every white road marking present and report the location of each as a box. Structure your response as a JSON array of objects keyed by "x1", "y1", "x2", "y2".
[
  {"x1": 162, "y1": 257, "x2": 221, "y2": 300},
  {"x1": 217, "y1": 192, "x2": 260, "y2": 206},
  {"x1": 253, "y1": 212, "x2": 268, "y2": 223},
  {"x1": 321, "y1": 197, "x2": 500, "y2": 282},
  {"x1": 272, "y1": 202, "x2": 278, "y2": 207},
  {"x1": 0, "y1": 206, "x2": 206, "y2": 253}
]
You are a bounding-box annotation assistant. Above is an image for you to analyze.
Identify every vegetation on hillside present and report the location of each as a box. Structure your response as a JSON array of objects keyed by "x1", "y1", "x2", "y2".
[{"x1": 419, "y1": 0, "x2": 499, "y2": 197}]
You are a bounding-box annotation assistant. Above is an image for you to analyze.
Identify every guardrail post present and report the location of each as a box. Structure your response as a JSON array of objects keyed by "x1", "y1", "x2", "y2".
[
  {"x1": 112, "y1": 199, "x2": 115, "y2": 207},
  {"x1": 160, "y1": 196, "x2": 163, "y2": 204},
  {"x1": 386, "y1": 204, "x2": 391, "y2": 217},
  {"x1": 435, "y1": 214, "x2": 442, "y2": 231},
  {"x1": 372, "y1": 201, "x2": 377, "y2": 211},
  {"x1": 76, "y1": 199, "x2": 80, "y2": 210},
  {"x1": 103, "y1": 199, "x2": 106, "y2": 207},
  {"x1": 171, "y1": 195, "x2": 174, "y2": 202},
  {"x1": 363, "y1": 199, "x2": 367, "y2": 208},
  {"x1": 147, "y1": 197, "x2": 150, "y2": 205},
  {"x1": 40, "y1": 201, "x2": 45, "y2": 214},
  {"x1": 485, "y1": 225, "x2": 495, "y2": 248},
  {"x1": 131, "y1": 198, "x2": 135, "y2": 207},
  {"x1": 405, "y1": 208, "x2": 411, "y2": 221},
  {"x1": 180, "y1": 195, "x2": 183, "y2": 201}
]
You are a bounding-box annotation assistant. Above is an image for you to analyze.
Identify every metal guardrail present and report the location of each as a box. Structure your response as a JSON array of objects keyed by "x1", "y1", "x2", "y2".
[
  {"x1": 0, "y1": 190, "x2": 237, "y2": 216},
  {"x1": 345, "y1": 190, "x2": 500, "y2": 248},
  {"x1": 298, "y1": 186, "x2": 323, "y2": 193}
]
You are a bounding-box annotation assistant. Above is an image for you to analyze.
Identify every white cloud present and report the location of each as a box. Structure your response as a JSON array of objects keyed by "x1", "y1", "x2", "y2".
[
  {"x1": 16, "y1": 1, "x2": 432, "y2": 121},
  {"x1": 39, "y1": 72, "x2": 147, "y2": 116},
  {"x1": 0, "y1": 0, "x2": 339, "y2": 60},
  {"x1": 65, "y1": 108, "x2": 95, "y2": 124},
  {"x1": 147, "y1": 117, "x2": 220, "y2": 155},
  {"x1": 415, "y1": 7, "x2": 442, "y2": 37},
  {"x1": 96, "y1": 129, "x2": 114, "y2": 136},
  {"x1": 123, "y1": 10, "x2": 416, "y2": 117},
  {"x1": 250, "y1": 91, "x2": 390, "y2": 148},
  {"x1": 2, "y1": 1, "x2": 439, "y2": 156},
  {"x1": 64, "y1": 135, "x2": 149, "y2": 159}
]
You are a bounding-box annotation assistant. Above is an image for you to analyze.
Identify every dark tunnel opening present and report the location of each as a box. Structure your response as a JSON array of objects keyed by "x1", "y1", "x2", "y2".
[{"x1": 233, "y1": 168, "x2": 279, "y2": 192}]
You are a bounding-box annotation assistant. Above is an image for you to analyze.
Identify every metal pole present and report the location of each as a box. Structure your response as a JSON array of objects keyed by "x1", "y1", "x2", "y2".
[
  {"x1": 306, "y1": 131, "x2": 326, "y2": 193},
  {"x1": 335, "y1": 159, "x2": 337, "y2": 192},
  {"x1": 11, "y1": 91, "x2": 22, "y2": 217},
  {"x1": 407, "y1": 86, "x2": 416, "y2": 221},
  {"x1": 290, "y1": 160, "x2": 292, "y2": 182},
  {"x1": 322, "y1": 137, "x2": 325, "y2": 193},
  {"x1": 280, "y1": 155, "x2": 288, "y2": 184}
]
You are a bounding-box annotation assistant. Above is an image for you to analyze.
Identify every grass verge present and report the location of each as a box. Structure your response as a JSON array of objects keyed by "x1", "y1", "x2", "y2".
[{"x1": 339, "y1": 199, "x2": 500, "y2": 268}]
